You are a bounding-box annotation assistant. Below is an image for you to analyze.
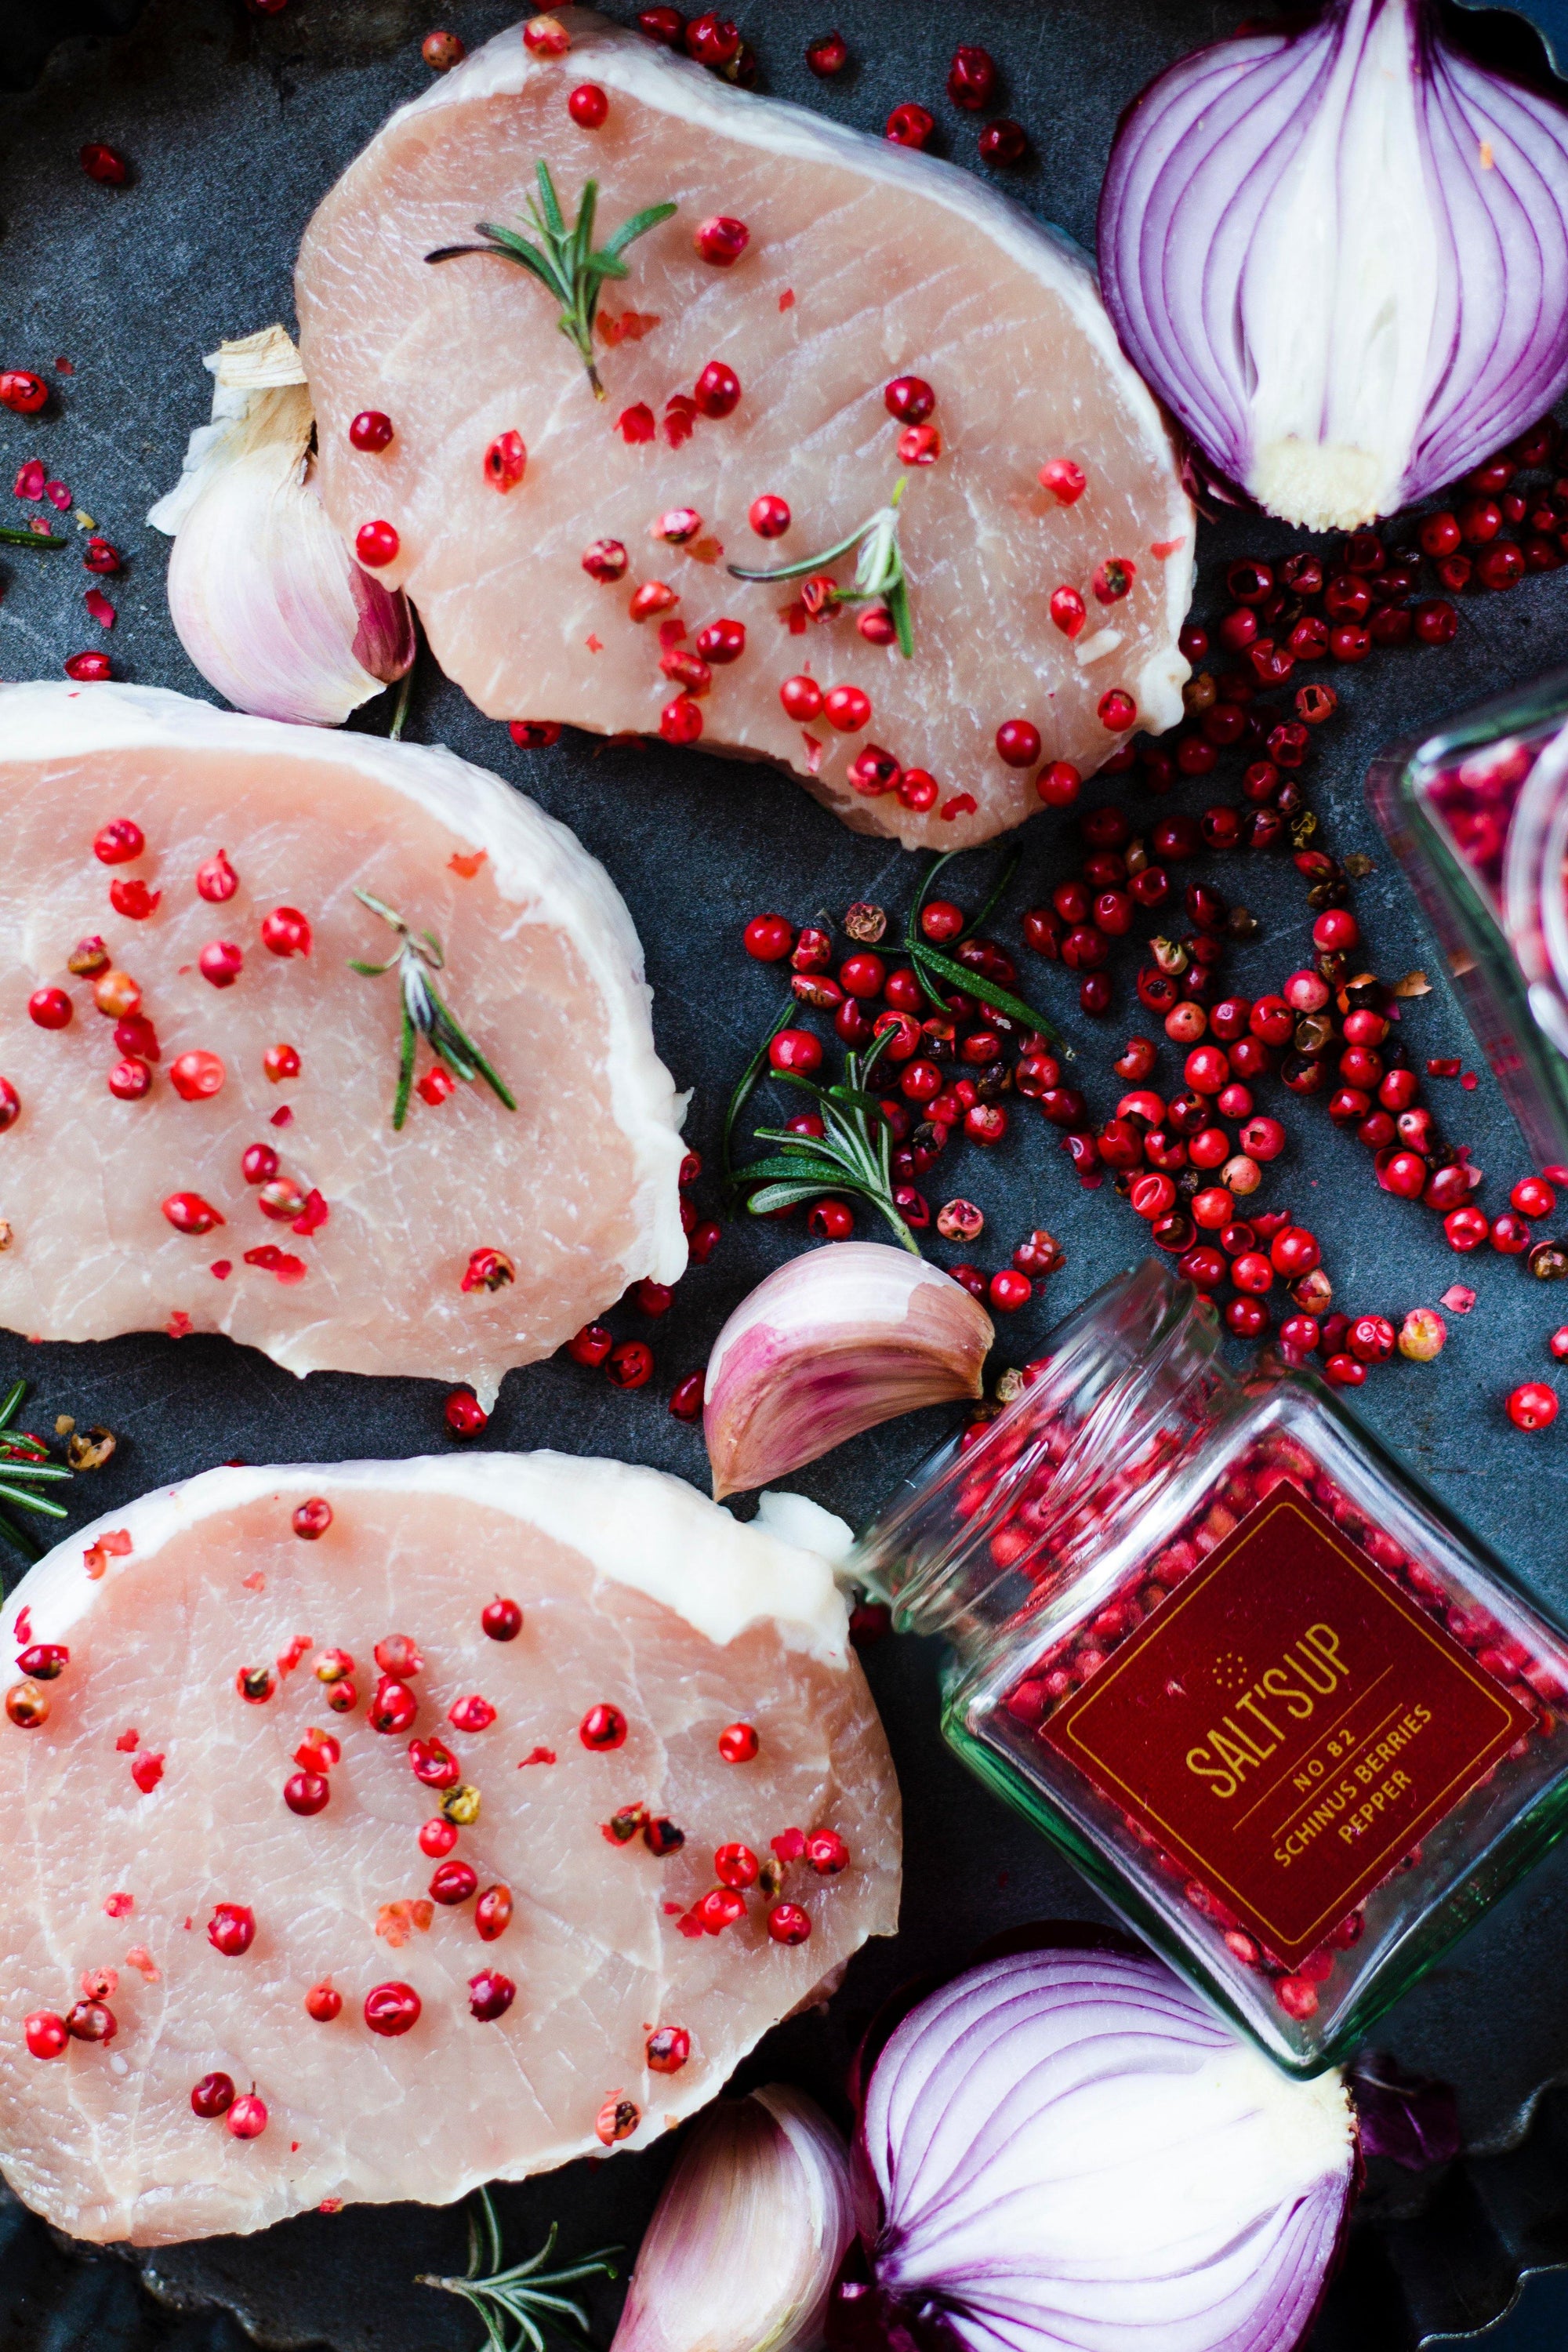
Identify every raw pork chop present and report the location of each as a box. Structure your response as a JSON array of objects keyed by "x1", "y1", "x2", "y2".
[
  {"x1": 0, "y1": 1456, "x2": 898, "y2": 2244},
  {"x1": 0, "y1": 684, "x2": 685, "y2": 1398},
  {"x1": 294, "y1": 9, "x2": 1193, "y2": 850}
]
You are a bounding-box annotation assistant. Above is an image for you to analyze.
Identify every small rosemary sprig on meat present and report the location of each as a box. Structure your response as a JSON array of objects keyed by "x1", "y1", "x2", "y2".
[
  {"x1": 350, "y1": 891, "x2": 517, "y2": 1132},
  {"x1": 730, "y1": 1023, "x2": 924, "y2": 1254},
  {"x1": 426, "y1": 161, "x2": 676, "y2": 398},
  {"x1": 416, "y1": 2189, "x2": 619, "y2": 2352},
  {"x1": 728, "y1": 476, "x2": 915, "y2": 655},
  {"x1": 0, "y1": 1381, "x2": 72, "y2": 1560}
]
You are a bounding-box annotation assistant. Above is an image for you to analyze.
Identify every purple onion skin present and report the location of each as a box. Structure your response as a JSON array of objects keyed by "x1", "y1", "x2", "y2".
[
  {"x1": 1097, "y1": 0, "x2": 1568, "y2": 528},
  {"x1": 848, "y1": 1933, "x2": 1361, "y2": 2352}
]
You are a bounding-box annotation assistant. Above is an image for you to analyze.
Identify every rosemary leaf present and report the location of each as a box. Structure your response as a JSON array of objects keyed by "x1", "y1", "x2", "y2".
[
  {"x1": 352, "y1": 893, "x2": 515, "y2": 1132},
  {"x1": 733, "y1": 1153, "x2": 853, "y2": 1186},
  {"x1": 913, "y1": 938, "x2": 1058, "y2": 1040},
  {"x1": 720, "y1": 996, "x2": 796, "y2": 1204},
  {"x1": 0, "y1": 526, "x2": 67, "y2": 551},
  {"x1": 0, "y1": 1482, "x2": 66, "y2": 1521},
  {"x1": 966, "y1": 843, "x2": 1023, "y2": 941},
  {"x1": 417, "y1": 2193, "x2": 618, "y2": 2352},
  {"x1": 426, "y1": 164, "x2": 673, "y2": 398},
  {"x1": 0, "y1": 1508, "x2": 42, "y2": 1562},
  {"x1": 0, "y1": 1379, "x2": 27, "y2": 1432}
]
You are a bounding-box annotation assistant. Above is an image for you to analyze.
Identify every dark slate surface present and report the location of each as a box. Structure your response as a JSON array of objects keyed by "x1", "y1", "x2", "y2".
[{"x1": 7, "y1": 2, "x2": 1568, "y2": 2347}]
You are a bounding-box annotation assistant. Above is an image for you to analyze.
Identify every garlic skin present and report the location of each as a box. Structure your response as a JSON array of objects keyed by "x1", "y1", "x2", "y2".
[
  {"x1": 1098, "y1": 0, "x2": 1568, "y2": 530},
  {"x1": 610, "y1": 2086, "x2": 853, "y2": 2352},
  {"x1": 704, "y1": 1243, "x2": 993, "y2": 1501},
  {"x1": 148, "y1": 325, "x2": 414, "y2": 725}
]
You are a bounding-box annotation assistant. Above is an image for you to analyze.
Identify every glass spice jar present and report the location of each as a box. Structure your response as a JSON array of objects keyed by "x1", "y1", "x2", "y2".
[
  {"x1": 1368, "y1": 666, "x2": 1568, "y2": 1169},
  {"x1": 851, "y1": 1260, "x2": 1568, "y2": 2075}
]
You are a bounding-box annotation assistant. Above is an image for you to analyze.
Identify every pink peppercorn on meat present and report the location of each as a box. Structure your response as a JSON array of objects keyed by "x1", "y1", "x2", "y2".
[
  {"x1": 0, "y1": 684, "x2": 685, "y2": 1398},
  {"x1": 294, "y1": 8, "x2": 1193, "y2": 849},
  {"x1": 0, "y1": 1457, "x2": 899, "y2": 2243}
]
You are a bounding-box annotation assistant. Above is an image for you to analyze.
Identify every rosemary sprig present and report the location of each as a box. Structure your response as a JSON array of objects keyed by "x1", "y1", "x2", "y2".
[
  {"x1": 0, "y1": 1381, "x2": 73, "y2": 1562},
  {"x1": 350, "y1": 891, "x2": 517, "y2": 1131},
  {"x1": 720, "y1": 994, "x2": 796, "y2": 1207},
  {"x1": 0, "y1": 526, "x2": 67, "y2": 550},
  {"x1": 732, "y1": 1026, "x2": 923, "y2": 1253},
  {"x1": 426, "y1": 161, "x2": 676, "y2": 398},
  {"x1": 906, "y1": 850, "x2": 1065, "y2": 1048},
  {"x1": 416, "y1": 2190, "x2": 619, "y2": 2352},
  {"x1": 729, "y1": 476, "x2": 915, "y2": 654}
]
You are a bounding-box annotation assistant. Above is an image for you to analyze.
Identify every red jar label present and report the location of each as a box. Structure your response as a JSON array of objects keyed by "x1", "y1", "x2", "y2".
[{"x1": 1040, "y1": 1486, "x2": 1533, "y2": 1968}]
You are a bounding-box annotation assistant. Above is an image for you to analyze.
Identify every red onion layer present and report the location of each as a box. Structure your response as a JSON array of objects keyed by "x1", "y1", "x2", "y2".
[
  {"x1": 855, "y1": 1945, "x2": 1356, "y2": 2352},
  {"x1": 1098, "y1": 0, "x2": 1568, "y2": 531}
]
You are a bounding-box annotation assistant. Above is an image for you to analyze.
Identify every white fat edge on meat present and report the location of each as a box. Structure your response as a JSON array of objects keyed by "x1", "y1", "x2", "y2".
[
  {"x1": 345, "y1": 6, "x2": 1195, "y2": 737},
  {"x1": 2, "y1": 1452, "x2": 853, "y2": 1667},
  {"x1": 0, "y1": 683, "x2": 689, "y2": 1303}
]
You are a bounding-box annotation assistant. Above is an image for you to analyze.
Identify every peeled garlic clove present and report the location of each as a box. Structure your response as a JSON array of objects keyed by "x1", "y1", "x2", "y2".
[
  {"x1": 147, "y1": 325, "x2": 414, "y2": 725},
  {"x1": 1099, "y1": 0, "x2": 1568, "y2": 529},
  {"x1": 704, "y1": 1243, "x2": 993, "y2": 1501},
  {"x1": 610, "y1": 2085, "x2": 853, "y2": 2352}
]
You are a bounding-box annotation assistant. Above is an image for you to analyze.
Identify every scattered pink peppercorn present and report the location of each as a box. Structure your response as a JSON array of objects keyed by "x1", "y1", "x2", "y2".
[
  {"x1": 80, "y1": 140, "x2": 129, "y2": 183},
  {"x1": 349, "y1": 410, "x2": 394, "y2": 452},
  {"x1": 485, "y1": 431, "x2": 527, "y2": 492},
  {"x1": 669, "y1": 1370, "x2": 706, "y2": 1421},
  {"x1": 469, "y1": 1969, "x2": 516, "y2": 2021},
  {"x1": 607, "y1": 1340, "x2": 654, "y2": 1388},
  {"x1": 364, "y1": 1982, "x2": 421, "y2": 2037},
  {"x1": 190, "y1": 2070, "x2": 236, "y2": 2126},
  {"x1": 1399, "y1": 1308, "x2": 1447, "y2": 1361},
  {"x1": 208, "y1": 1903, "x2": 256, "y2": 1957},
  {"x1": 718, "y1": 1721, "x2": 759, "y2": 1763},
  {"x1": 292, "y1": 1497, "x2": 333, "y2": 1540},
  {"x1": 24, "y1": 2012, "x2": 67, "y2": 2060},
  {"x1": 695, "y1": 214, "x2": 749, "y2": 264},
  {"x1": 647, "y1": 2024, "x2": 691, "y2": 2071},
  {"x1": 582, "y1": 538, "x2": 628, "y2": 583},
  {"x1": 260, "y1": 906, "x2": 311, "y2": 957},
  {"x1": 947, "y1": 43, "x2": 996, "y2": 107},
  {"x1": 355, "y1": 519, "x2": 399, "y2": 568},
  {"x1": 979, "y1": 118, "x2": 1029, "y2": 165},
  {"x1": 768, "y1": 1902, "x2": 812, "y2": 1945},
  {"x1": 580, "y1": 1702, "x2": 628, "y2": 1751},
  {"x1": 898, "y1": 424, "x2": 940, "y2": 466},
  {"x1": 806, "y1": 27, "x2": 848, "y2": 73},
  {"x1": 1098, "y1": 689, "x2": 1136, "y2": 730},
  {"x1": 660, "y1": 695, "x2": 703, "y2": 746},
  {"x1": 568, "y1": 82, "x2": 608, "y2": 127},
  {"x1": 693, "y1": 360, "x2": 741, "y2": 418},
  {"x1": 886, "y1": 103, "x2": 935, "y2": 148},
  {"x1": 304, "y1": 1982, "x2": 343, "y2": 2021},
  {"x1": 523, "y1": 13, "x2": 571, "y2": 55},
  {"x1": 1508, "y1": 1381, "x2": 1559, "y2": 1431},
  {"x1": 0, "y1": 372, "x2": 49, "y2": 416},
  {"x1": 445, "y1": 1389, "x2": 488, "y2": 1437},
  {"x1": 422, "y1": 28, "x2": 466, "y2": 69},
  {"x1": 482, "y1": 1595, "x2": 523, "y2": 1642}
]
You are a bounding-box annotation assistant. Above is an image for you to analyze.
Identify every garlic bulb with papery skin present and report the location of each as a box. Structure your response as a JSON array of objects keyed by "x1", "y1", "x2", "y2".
[
  {"x1": 1098, "y1": 0, "x2": 1568, "y2": 531},
  {"x1": 610, "y1": 2085, "x2": 853, "y2": 2352},
  {"x1": 148, "y1": 325, "x2": 414, "y2": 725},
  {"x1": 704, "y1": 1243, "x2": 993, "y2": 1501}
]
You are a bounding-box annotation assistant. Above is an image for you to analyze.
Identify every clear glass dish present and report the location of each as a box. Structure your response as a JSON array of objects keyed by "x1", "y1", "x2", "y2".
[
  {"x1": 853, "y1": 1261, "x2": 1568, "y2": 2074},
  {"x1": 1367, "y1": 668, "x2": 1568, "y2": 1168}
]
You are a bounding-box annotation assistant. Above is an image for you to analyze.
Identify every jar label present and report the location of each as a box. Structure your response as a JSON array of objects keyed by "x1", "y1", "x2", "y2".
[{"x1": 1041, "y1": 1486, "x2": 1534, "y2": 1968}]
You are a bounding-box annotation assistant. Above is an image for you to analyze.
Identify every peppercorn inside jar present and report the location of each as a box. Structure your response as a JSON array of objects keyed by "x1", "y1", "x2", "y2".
[{"x1": 853, "y1": 1261, "x2": 1568, "y2": 2074}]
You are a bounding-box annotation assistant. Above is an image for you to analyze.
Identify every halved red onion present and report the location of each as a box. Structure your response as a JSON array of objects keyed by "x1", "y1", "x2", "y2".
[
  {"x1": 1098, "y1": 0, "x2": 1568, "y2": 530},
  {"x1": 852, "y1": 1944, "x2": 1356, "y2": 2352}
]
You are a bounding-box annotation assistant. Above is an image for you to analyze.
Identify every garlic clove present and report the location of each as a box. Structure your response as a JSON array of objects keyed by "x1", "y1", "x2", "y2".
[
  {"x1": 704, "y1": 1243, "x2": 993, "y2": 1501},
  {"x1": 148, "y1": 325, "x2": 414, "y2": 726},
  {"x1": 609, "y1": 2085, "x2": 853, "y2": 2352}
]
